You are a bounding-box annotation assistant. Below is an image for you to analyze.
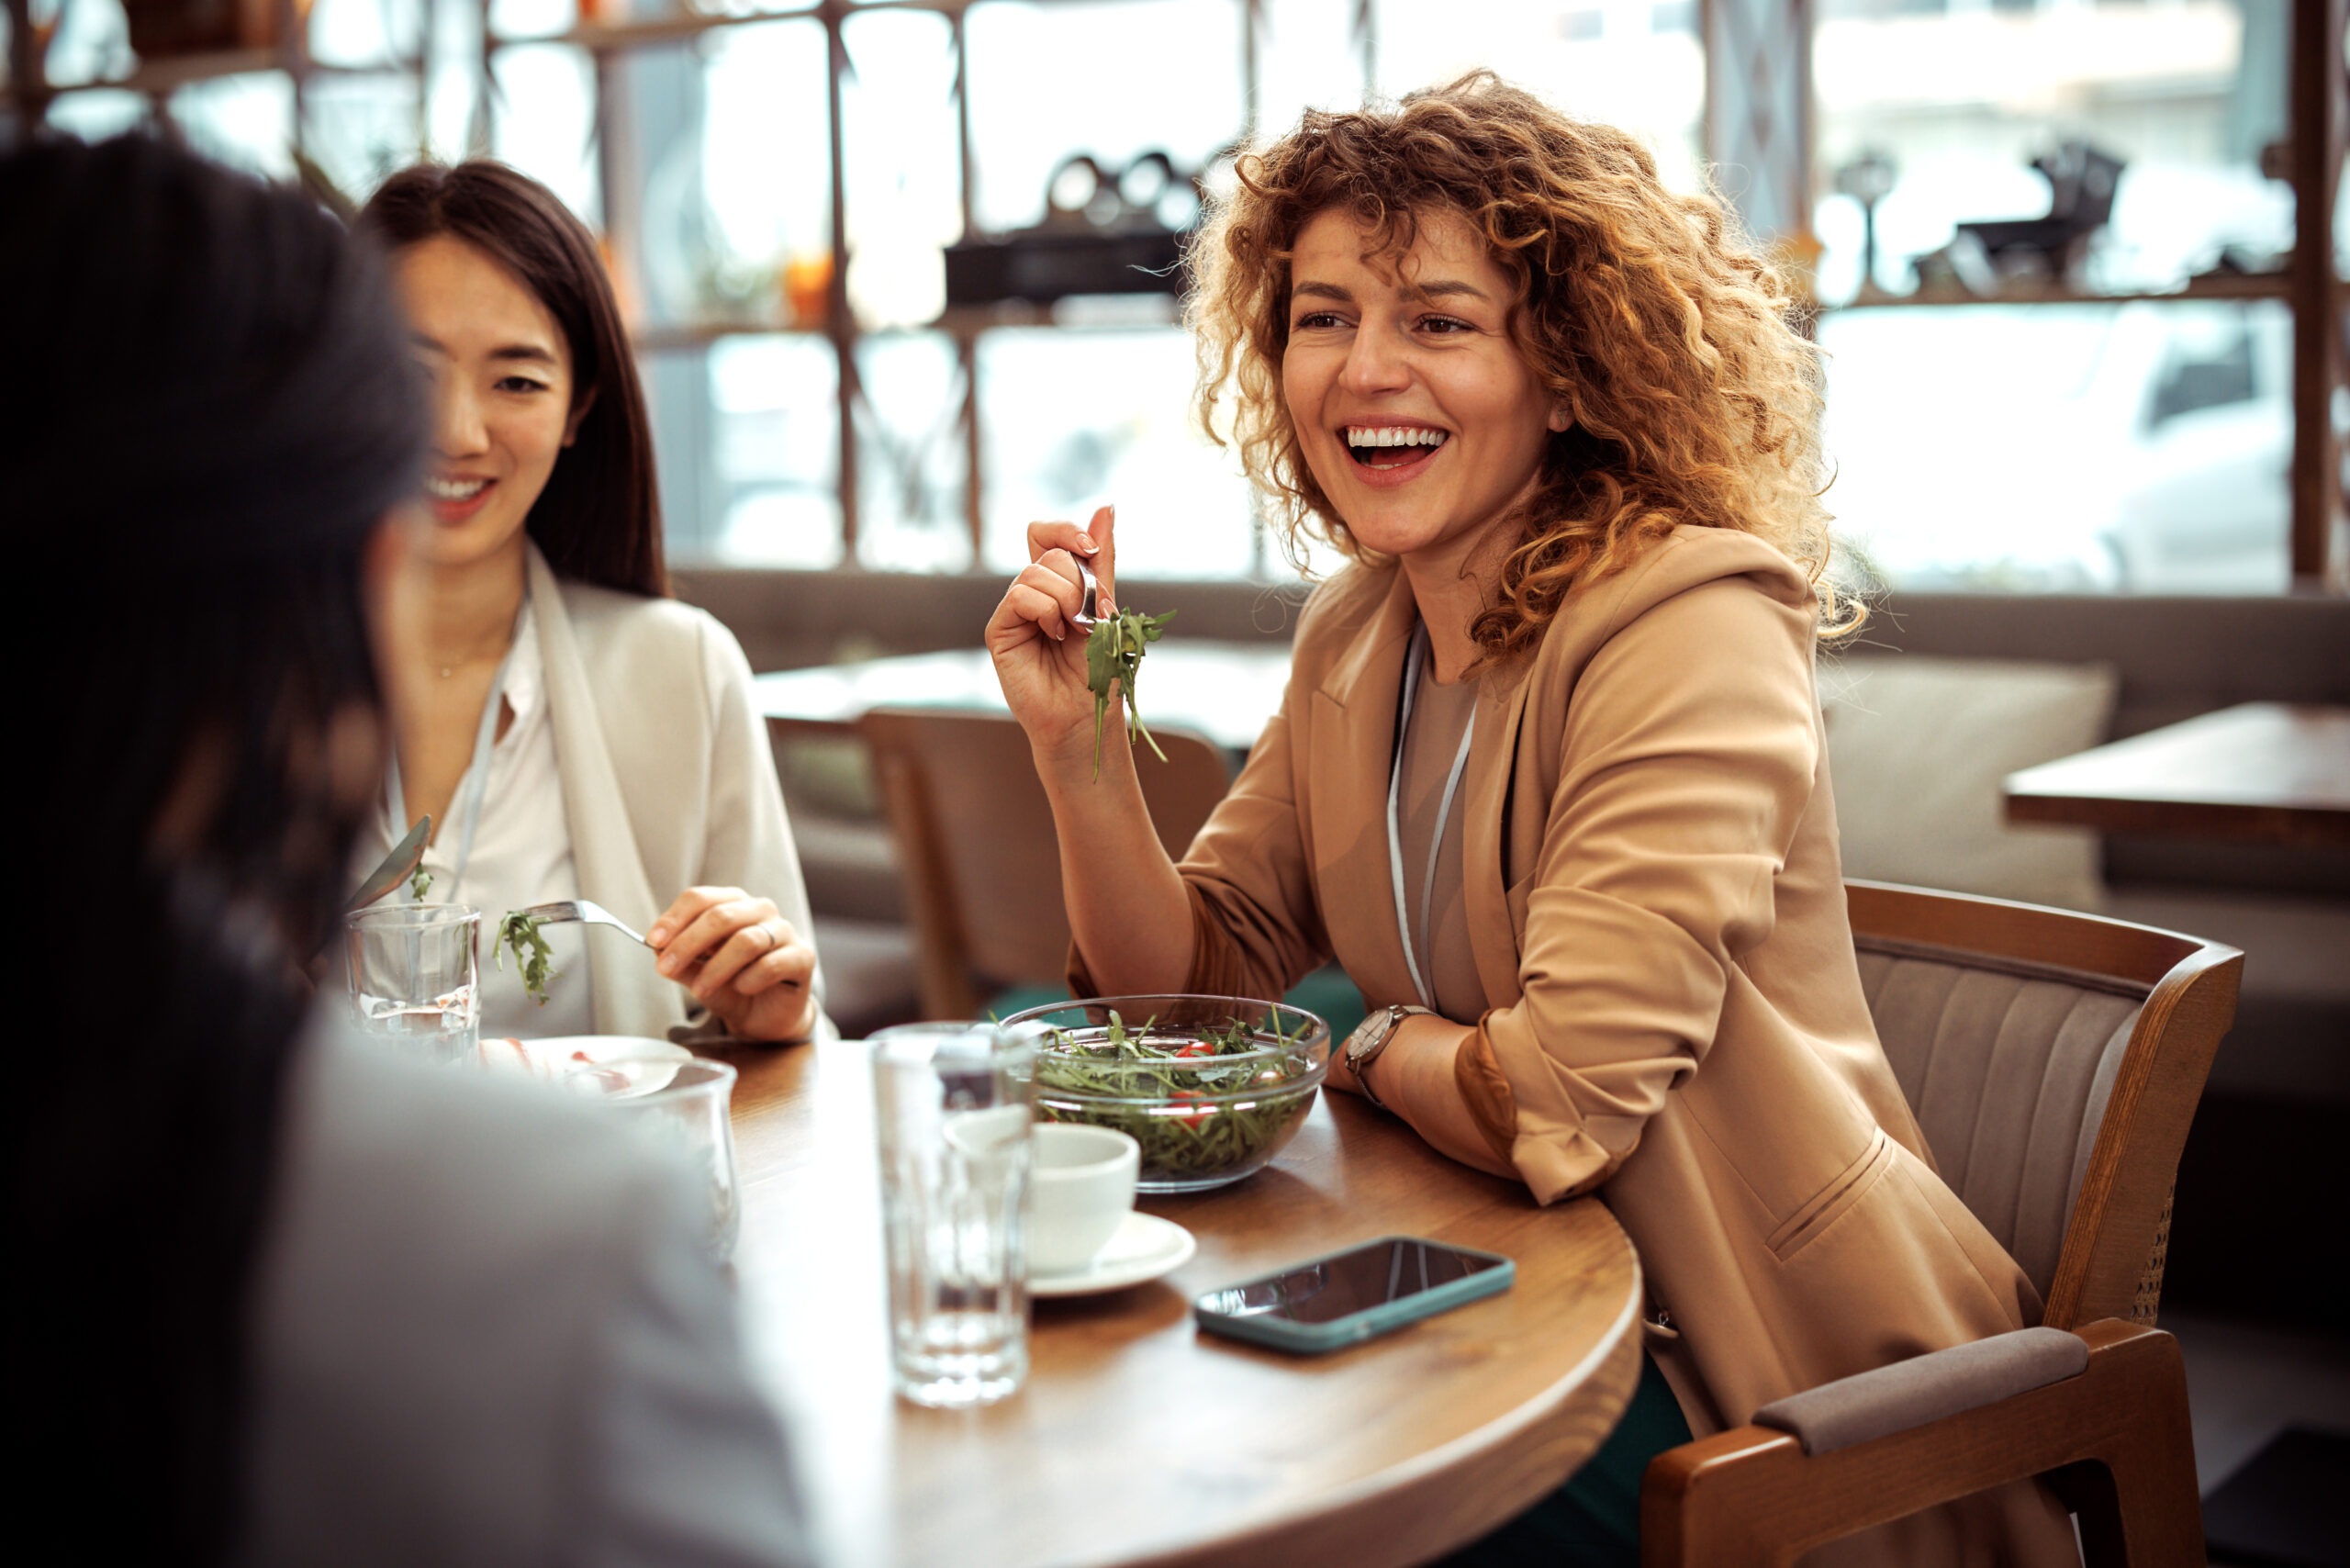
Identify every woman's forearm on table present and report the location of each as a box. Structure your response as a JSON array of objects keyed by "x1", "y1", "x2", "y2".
[
  {"x1": 1035, "y1": 729, "x2": 1195, "y2": 995},
  {"x1": 1340, "y1": 1015, "x2": 1517, "y2": 1181}
]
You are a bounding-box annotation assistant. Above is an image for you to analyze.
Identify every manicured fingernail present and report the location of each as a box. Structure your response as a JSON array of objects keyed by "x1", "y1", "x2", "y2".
[
  {"x1": 657, "y1": 957, "x2": 677, "y2": 976},
  {"x1": 1080, "y1": 539, "x2": 1099, "y2": 554},
  {"x1": 647, "y1": 924, "x2": 668, "y2": 946}
]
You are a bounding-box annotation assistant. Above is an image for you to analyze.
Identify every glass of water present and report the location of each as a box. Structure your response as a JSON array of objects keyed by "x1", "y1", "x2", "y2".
[
  {"x1": 565, "y1": 1055, "x2": 742, "y2": 1264},
  {"x1": 869, "y1": 1022, "x2": 1037, "y2": 1408},
  {"x1": 345, "y1": 903, "x2": 480, "y2": 1067}
]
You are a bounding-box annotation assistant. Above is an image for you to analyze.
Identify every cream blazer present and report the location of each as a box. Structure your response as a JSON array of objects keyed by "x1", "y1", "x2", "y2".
[
  {"x1": 526, "y1": 545, "x2": 826, "y2": 1040},
  {"x1": 1153, "y1": 528, "x2": 2075, "y2": 1566}
]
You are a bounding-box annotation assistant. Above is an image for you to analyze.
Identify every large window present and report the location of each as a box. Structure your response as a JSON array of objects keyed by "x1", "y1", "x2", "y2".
[
  {"x1": 1812, "y1": 0, "x2": 2288, "y2": 301},
  {"x1": 1371, "y1": 0, "x2": 1705, "y2": 191},
  {"x1": 8, "y1": 0, "x2": 2332, "y2": 591},
  {"x1": 1809, "y1": 0, "x2": 2302, "y2": 593},
  {"x1": 1819, "y1": 299, "x2": 2292, "y2": 591}
]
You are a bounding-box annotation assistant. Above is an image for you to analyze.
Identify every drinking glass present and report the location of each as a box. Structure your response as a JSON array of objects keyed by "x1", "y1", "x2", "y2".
[
  {"x1": 869, "y1": 1022, "x2": 1037, "y2": 1408},
  {"x1": 565, "y1": 1055, "x2": 743, "y2": 1264},
  {"x1": 345, "y1": 903, "x2": 480, "y2": 1067}
]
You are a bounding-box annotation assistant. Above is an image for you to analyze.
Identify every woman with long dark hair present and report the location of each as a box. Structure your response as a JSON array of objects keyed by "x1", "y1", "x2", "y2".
[
  {"x1": 354, "y1": 161, "x2": 823, "y2": 1044},
  {"x1": 6, "y1": 134, "x2": 809, "y2": 1566}
]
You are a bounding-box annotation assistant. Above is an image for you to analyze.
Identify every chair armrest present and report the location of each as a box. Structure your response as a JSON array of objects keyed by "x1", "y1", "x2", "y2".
[
  {"x1": 1640, "y1": 1319, "x2": 2203, "y2": 1568},
  {"x1": 1751, "y1": 1327, "x2": 2088, "y2": 1455}
]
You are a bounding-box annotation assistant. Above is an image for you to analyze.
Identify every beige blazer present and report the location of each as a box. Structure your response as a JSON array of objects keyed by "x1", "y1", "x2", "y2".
[
  {"x1": 527, "y1": 545, "x2": 827, "y2": 1040},
  {"x1": 1152, "y1": 528, "x2": 2074, "y2": 1565}
]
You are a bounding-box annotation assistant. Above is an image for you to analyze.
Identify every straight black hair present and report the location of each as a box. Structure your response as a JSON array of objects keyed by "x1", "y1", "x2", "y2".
[
  {"x1": 2, "y1": 134, "x2": 424, "y2": 1561},
  {"x1": 359, "y1": 160, "x2": 669, "y2": 597}
]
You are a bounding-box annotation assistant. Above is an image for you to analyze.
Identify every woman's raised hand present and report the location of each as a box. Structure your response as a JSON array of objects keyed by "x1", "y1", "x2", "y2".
[
  {"x1": 984, "y1": 501, "x2": 1192, "y2": 991},
  {"x1": 985, "y1": 503, "x2": 1116, "y2": 767}
]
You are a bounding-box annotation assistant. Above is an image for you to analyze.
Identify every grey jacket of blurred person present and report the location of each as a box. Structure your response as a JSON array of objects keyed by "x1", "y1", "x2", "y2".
[
  {"x1": 520, "y1": 540, "x2": 830, "y2": 1041},
  {"x1": 239, "y1": 1030, "x2": 813, "y2": 1568}
]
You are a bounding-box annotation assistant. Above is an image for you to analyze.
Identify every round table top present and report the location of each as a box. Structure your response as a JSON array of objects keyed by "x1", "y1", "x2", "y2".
[{"x1": 717, "y1": 1036, "x2": 1644, "y2": 1568}]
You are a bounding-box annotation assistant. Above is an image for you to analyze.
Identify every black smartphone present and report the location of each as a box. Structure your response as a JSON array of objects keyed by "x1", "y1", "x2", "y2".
[{"x1": 1192, "y1": 1236, "x2": 1516, "y2": 1353}]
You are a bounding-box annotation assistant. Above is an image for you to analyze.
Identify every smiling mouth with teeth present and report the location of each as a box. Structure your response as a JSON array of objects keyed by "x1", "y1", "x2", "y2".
[
  {"x1": 426, "y1": 476, "x2": 491, "y2": 501},
  {"x1": 1344, "y1": 426, "x2": 1449, "y2": 468}
]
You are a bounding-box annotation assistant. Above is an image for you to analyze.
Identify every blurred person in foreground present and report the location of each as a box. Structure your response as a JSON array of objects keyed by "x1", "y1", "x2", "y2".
[
  {"x1": 987, "y1": 75, "x2": 2076, "y2": 1567},
  {"x1": 349, "y1": 160, "x2": 823, "y2": 1045},
  {"x1": 4, "y1": 133, "x2": 812, "y2": 1567}
]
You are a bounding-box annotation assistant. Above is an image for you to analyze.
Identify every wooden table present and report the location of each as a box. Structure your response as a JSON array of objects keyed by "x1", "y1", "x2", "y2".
[
  {"x1": 712, "y1": 1036, "x2": 1644, "y2": 1568},
  {"x1": 753, "y1": 644, "x2": 1295, "y2": 754},
  {"x1": 2003, "y1": 702, "x2": 2350, "y2": 847}
]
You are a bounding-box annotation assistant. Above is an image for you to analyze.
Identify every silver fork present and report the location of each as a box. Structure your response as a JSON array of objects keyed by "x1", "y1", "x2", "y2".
[
  {"x1": 512, "y1": 900, "x2": 807, "y2": 991},
  {"x1": 513, "y1": 899, "x2": 649, "y2": 946}
]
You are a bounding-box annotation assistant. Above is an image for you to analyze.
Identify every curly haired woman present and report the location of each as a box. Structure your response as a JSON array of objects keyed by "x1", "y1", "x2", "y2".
[{"x1": 985, "y1": 75, "x2": 2076, "y2": 1567}]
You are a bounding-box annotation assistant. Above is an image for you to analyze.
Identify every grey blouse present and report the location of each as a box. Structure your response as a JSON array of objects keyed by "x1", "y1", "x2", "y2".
[
  {"x1": 1394, "y1": 657, "x2": 1484, "y2": 1024},
  {"x1": 238, "y1": 1030, "x2": 812, "y2": 1568}
]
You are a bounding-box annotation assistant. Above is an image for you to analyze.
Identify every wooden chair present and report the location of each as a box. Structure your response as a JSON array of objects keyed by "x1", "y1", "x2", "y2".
[
  {"x1": 1641, "y1": 879, "x2": 2243, "y2": 1568},
  {"x1": 856, "y1": 708, "x2": 1233, "y2": 1020}
]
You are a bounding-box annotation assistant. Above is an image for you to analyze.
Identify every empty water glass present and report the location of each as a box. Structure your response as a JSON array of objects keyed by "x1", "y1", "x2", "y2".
[
  {"x1": 345, "y1": 903, "x2": 480, "y2": 1067},
  {"x1": 870, "y1": 1022, "x2": 1037, "y2": 1408},
  {"x1": 565, "y1": 1055, "x2": 743, "y2": 1264}
]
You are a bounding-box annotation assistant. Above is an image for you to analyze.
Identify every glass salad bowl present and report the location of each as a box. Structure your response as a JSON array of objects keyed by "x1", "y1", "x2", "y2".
[{"x1": 999, "y1": 994, "x2": 1330, "y2": 1193}]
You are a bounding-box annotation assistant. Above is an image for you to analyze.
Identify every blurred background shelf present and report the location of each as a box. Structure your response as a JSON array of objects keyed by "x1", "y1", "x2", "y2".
[
  {"x1": 10, "y1": 45, "x2": 430, "y2": 102},
  {"x1": 631, "y1": 319, "x2": 829, "y2": 353},
  {"x1": 1827, "y1": 271, "x2": 2302, "y2": 311},
  {"x1": 504, "y1": 5, "x2": 822, "y2": 55}
]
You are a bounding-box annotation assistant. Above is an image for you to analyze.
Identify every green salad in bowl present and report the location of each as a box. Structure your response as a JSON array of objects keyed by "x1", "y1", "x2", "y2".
[{"x1": 999, "y1": 994, "x2": 1330, "y2": 1193}]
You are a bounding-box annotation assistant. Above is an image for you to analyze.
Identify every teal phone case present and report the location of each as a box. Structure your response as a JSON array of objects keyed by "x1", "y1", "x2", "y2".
[{"x1": 1192, "y1": 1236, "x2": 1516, "y2": 1354}]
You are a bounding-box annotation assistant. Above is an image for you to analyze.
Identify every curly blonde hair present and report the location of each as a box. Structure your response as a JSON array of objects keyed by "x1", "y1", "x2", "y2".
[{"x1": 1190, "y1": 73, "x2": 1846, "y2": 659}]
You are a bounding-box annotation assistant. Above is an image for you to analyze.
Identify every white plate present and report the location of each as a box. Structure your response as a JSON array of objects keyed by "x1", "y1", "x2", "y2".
[
  {"x1": 478, "y1": 1034, "x2": 691, "y2": 1081},
  {"x1": 1031, "y1": 1212, "x2": 1197, "y2": 1298}
]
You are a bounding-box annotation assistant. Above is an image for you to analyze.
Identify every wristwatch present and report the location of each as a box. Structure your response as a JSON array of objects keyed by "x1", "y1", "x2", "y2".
[{"x1": 1343, "y1": 1003, "x2": 1434, "y2": 1112}]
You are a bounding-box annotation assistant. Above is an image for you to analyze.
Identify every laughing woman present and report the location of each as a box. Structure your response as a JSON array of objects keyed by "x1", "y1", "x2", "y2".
[
  {"x1": 356, "y1": 163, "x2": 824, "y2": 1044},
  {"x1": 987, "y1": 77, "x2": 2074, "y2": 1567}
]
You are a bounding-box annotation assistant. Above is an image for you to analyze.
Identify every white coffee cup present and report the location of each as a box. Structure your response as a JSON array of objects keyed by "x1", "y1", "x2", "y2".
[{"x1": 1029, "y1": 1124, "x2": 1140, "y2": 1276}]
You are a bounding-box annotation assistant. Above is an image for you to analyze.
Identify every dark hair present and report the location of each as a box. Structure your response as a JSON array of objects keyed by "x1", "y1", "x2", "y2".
[
  {"x1": 3, "y1": 135, "x2": 424, "y2": 1561},
  {"x1": 358, "y1": 161, "x2": 668, "y2": 597}
]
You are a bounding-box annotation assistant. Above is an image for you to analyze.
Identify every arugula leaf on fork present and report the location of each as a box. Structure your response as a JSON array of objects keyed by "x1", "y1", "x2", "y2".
[
  {"x1": 1085, "y1": 606, "x2": 1176, "y2": 780},
  {"x1": 494, "y1": 912, "x2": 559, "y2": 1006}
]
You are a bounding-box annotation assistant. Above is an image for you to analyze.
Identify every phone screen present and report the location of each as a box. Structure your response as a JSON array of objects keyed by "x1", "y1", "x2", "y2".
[{"x1": 1195, "y1": 1239, "x2": 1508, "y2": 1326}]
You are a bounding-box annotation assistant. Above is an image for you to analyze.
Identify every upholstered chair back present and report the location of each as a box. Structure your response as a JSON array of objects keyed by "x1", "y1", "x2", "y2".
[
  {"x1": 1842, "y1": 881, "x2": 2241, "y2": 1329},
  {"x1": 1856, "y1": 942, "x2": 2145, "y2": 1301}
]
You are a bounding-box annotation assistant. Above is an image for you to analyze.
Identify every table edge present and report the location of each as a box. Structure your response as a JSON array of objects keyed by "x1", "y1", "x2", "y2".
[
  {"x1": 2004, "y1": 790, "x2": 2350, "y2": 846},
  {"x1": 1116, "y1": 1245, "x2": 1646, "y2": 1568},
  {"x1": 2000, "y1": 702, "x2": 2350, "y2": 801}
]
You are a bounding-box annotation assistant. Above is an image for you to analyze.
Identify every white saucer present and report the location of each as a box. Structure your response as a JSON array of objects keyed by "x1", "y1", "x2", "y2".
[
  {"x1": 479, "y1": 1035, "x2": 692, "y2": 1081},
  {"x1": 1031, "y1": 1212, "x2": 1197, "y2": 1298}
]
